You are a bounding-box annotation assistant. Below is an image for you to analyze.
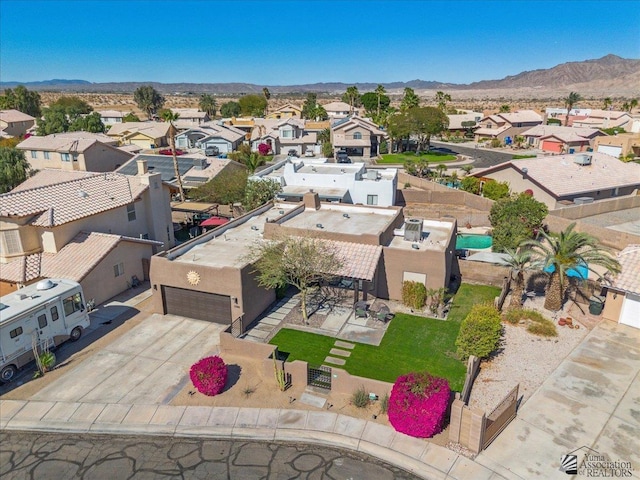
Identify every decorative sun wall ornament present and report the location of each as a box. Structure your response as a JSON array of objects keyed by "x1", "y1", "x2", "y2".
[{"x1": 187, "y1": 270, "x2": 201, "y2": 286}]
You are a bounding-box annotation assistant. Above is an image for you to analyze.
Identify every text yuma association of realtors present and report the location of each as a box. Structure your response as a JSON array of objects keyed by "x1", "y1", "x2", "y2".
[{"x1": 578, "y1": 454, "x2": 633, "y2": 477}]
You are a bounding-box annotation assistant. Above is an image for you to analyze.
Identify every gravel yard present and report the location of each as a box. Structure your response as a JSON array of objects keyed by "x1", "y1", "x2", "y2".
[{"x1": 468, "y1": 294, "x2": 589, "y2": 413}]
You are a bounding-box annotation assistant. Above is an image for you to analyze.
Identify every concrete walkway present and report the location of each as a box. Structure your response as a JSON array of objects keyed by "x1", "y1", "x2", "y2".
[
  {"x1": 242, "y1": 294, "x2": 300, "y2": 343},
  {"x1": 0, "y1": 399, "x2": 508, "y2": 480}
]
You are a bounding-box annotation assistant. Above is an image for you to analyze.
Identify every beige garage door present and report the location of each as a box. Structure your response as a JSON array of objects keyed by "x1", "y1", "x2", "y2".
[{"x1": 162, "y1": 286, "x2": 231, "y2": 324}]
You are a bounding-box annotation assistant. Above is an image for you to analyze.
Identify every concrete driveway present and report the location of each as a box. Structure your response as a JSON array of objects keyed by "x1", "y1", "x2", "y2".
[
  {"x1": 31, "y1": 314, "x2": 225, "y2": 405},
  {"x1": 477, "y1": 320, "x2": 640, "y2": 479}
]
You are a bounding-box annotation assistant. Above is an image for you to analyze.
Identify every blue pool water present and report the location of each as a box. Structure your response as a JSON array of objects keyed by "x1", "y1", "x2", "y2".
[{"x1": 456, "y1": 234, "x2": 493, "y2": 250}]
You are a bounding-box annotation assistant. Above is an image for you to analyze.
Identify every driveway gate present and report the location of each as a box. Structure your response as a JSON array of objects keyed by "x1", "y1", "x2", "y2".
[{"x1": 307, "y1": 364, "x2": 331, "y2": 390}]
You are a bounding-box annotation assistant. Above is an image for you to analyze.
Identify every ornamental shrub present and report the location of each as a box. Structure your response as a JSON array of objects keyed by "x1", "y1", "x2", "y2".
[
  {"x1": 190, "y1": 356, "x2": 228, "y2": 396},
  {"x1": 388, "y1": 372, "x2": 450, "y2": 438},
  {"x1": 258, "y1": 142, "x2": 271, "y2": 156},
  {"x1": 455, "y1": 303, "x2": 502, "y2": 360},
  {"x1": 402, "y1": 281, "x2": 426, "y2": 310}
]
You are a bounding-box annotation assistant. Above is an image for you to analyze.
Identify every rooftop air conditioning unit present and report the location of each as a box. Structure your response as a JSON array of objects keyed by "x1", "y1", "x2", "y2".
[
  {"x1": 404, "y1": 218, "x2": 423, "y2": 242},
  {"x1": 573, "y1": 154, "x2": 592, "y2": 166},
  {"x1": 193, "y1": 158, "x2": 208, "y2": 170},
  {"x1": 366, "y1": 170, "x2": 378, "y2": 180},
  {"x1": 574, "y1": 197, "x2": 595, "y2": 205}
]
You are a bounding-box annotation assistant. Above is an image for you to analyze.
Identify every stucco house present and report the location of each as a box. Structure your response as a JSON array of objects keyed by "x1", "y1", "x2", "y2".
[
  {"x1": 474, "y1": 110, "x2": 543, "y2": 143},
  {"x1": 17, "y1": 132, "x2": 133, "y2": 172},
  {"x1": 98, "y1": 110, "x2": 126, "y2": 125},
  {"x1": 446, "y1": 112, "x2": 482, "y2": 136},
  {"x1": 251, "y1": 118, "x2": 319, "y2": 155},
  {"x1": 106, "y1": 122, "x2": 171, "y2": 149},
  {"x1": 593, "y1": 132, "x2": 640, "y2": 159},
  {"x1": 567, "y1": 110, "x2": 631, "y2": 130},
  {"x1": 331, "y1": 115, "x2": 387, "y2": 158},
  {"x1": 470, "y1": 152, "x2": 640, "y2": 209},
  {"x1": 520, "y1": 125, "x2": 606, "y2": 153},
  {"x1": 0, "y1": 109, "x2": 36, "y2": 137},
  {"x1": 602, "y1": 245, "x2": 640, "y2": 329},
  {"x1": 323, "y1": 101, "x2": 359, "y2": 118},
  {"x1": 0, "y1": 165, "x2": 173, "y2": 302},
  {"x1": 149, "y1": 192, "x2": 456, "y2": 330},
  {"x1": 175, "y1": 123, "x2": 245, "y2": 154},
  {"x1": 170, "y1": 108, "x2": 210, "y2": 125},
  {"x1": 252, "y1": 157, "x2": 397, "y2": 206},
  {"x1": 266, "y1": 103, "x2": 303, "y2": 120}
]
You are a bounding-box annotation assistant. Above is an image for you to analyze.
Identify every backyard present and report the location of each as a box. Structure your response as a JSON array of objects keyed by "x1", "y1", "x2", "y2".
[
  {"x1": 377, "y1": 151, "x2": 457, "y2": 164},
  {"x1": 269, "y1": 284, "x2": 500, "y2": 391}
]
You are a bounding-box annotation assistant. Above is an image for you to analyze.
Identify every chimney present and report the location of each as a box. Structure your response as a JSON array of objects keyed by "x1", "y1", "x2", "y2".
[
  {"x1": 137, "y1": 159, "x2": 148, "y2": 175},
  {"x1": 303, "y1": 191, "x2": 321, "y2": 210}
]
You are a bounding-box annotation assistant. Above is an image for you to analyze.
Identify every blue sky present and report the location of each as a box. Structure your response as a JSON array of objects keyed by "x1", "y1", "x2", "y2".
[{"x1": 1, "y1": 0, "x2": 638, "y2": 85}]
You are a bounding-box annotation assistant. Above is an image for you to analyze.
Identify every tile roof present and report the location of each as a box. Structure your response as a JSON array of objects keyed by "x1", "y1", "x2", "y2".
[
  {"x1": 10, "y1": 169, "x2": 96, "y2": 192},
  {"x1": 1, "y1": 170, "x2": 147, "y2": 226},
  {"x1": 0, "y1": 109, "x2": 35, "y2": 123},
  {"x1": 322, "y1": 101, "x2": 354, "y2": 112},
  {"x1": 498, "y1": 110, "x2": 543, "y2": 124},
  {"x1": 98, "y1": 110, "x2": 126, "y2": 118},
  {"x1": 106, "y1": 122, "x2": 170, "y2": 139},
  {"x1": 17, "y1": 132, "x2": 117, "y2": 152},
  {"x1": 327, "y1": 240, "x2": 383, "y2": 281},
  {"x1": 611, "y1": 245, "x2": 640, "y2": 294},
  {"x1": 0, "y1": 232, "x2": 162, "y2": 283},
  {"x1": 522, "y1": 125, "x2": 602, "y2": 139},
  {"x1": 472, "y1": 152, "x2": 640, "y2": 198}
]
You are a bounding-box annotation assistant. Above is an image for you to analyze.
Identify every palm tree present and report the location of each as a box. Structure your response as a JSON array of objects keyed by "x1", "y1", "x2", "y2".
[
  {"x1": 521, "y1": 223, "x2": 621, "y2": 311},
  {"x1": 375, "y1": 84, "x2": 386, "y2": 117},
  {"x1": 199, "y1": 94, "x2": 217, "y2": 117},
  {"x1": 344, "y1": 86, "x2": 360, "y2": 114},
  {"x1": 238, "y1": 151, "x2": 266, "y2": 174},
  {"x1": 563, "y1": 91, "x2": 581, "y2": 126},
  {"x1": 262, "y1": 87, "x2": 271, "y2": 116},
  {"x1": 460, "y1": 164, "x2": 473, "y2": 176},
  {"x1": 160, "y1": 110, "x2": 185, "y2": 202},
  {"x1": 503, "y1": 248, "x2": 533, "y2": 310},
  {"x1": 603, "y1": 97, "x2": 612, "y2": 110},
  {"x1": 630, "y1": 98, "x2": 639, "y2": 112}
]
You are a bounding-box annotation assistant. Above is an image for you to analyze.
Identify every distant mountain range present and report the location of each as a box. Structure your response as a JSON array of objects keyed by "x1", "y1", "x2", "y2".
[{"x1": 2, "y1": 55, "x2": 638, "y2": 97}]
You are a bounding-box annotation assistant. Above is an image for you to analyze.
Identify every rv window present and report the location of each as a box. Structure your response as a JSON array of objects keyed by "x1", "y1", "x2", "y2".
[
  {"x1": 51, "y1": 306, "x2": 59, "y2": 321},
  {"x1": 63, "y1": 293, "x2": 83, "y2": 316},
  {"x1": 38, "y1": 314, "x2": 47, "y2": 329},
  {"x1": 10, "y1": 326, "x2": 23, "y2": 338}
]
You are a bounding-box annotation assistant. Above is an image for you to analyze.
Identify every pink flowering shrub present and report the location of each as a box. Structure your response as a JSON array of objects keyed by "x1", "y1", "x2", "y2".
[
  {"x1": 190, "y1": 356, "x2": 228, "y2": 396},
  {"x1": 258, "y1": 143, "x2": 271, "y2": 155},
  {"x1": 388, "y1": 372, "x2": 450, "y2": 438}
]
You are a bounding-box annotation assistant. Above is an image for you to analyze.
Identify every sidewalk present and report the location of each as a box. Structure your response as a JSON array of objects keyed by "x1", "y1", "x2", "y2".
[{"x1": 0, "y1": 399, "x2": 507, "y2": 480}]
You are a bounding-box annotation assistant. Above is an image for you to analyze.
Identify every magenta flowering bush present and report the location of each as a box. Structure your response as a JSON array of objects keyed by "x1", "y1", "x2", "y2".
[
  {"x1": 388, "y1": 372, "x2": 450, "y2": 438},
  {"x1": 190, "y1": 356, "x2": 228, "y2": 396},
  {"x1": 258, "y1": 143, "x2": 271, "y2": 155}
]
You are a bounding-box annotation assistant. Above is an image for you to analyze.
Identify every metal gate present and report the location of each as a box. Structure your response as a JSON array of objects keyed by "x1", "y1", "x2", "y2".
[
  {"x1": 483, "y1": 384, "x2": 519, "y2": 449},
  {"x1": 307, "y1": 364, "x2": 331, "y2": 391}
]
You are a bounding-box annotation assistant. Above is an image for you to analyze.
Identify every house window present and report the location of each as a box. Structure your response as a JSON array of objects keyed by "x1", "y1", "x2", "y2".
[
  {"x1": 61, "y1": 153, "x2": 71, "y2": 162},
  {"x1": 38, "y1": 314, "x2": 47, "y2": 329},
  {"x1": 63, "y1": 293, "x2": 83, "y2": 316},
  {"x1": 31, "y1": 150, "x2": 38, "y2": 159},
  {"x1": 44, "y1": 151, "x2": 50, "y2": 160},
  {"x1": 140, "y1": 233, "x2": 149, "y2": 240},
  {"x1": 114, "y1": 262, "x2": 124, "y2": 277},
  {"x1": 51, "y1": 306, "x2": 59, "y2": 321},
  {"x1": 10, "y1": 326, "x2": 23, "y2": 338},
  {"x1": 353, "y1": 132, "x2": 362, "y2": 140},
  {"x1": 367, "y1": 195, "x2": 378, "y2": 205},
  {"x1": 0, "y1": 230, "x2": 23, "y2": 255},
  {"x1": 281, "y1": 129, "x2": 293, "y2": 138},
  {"x1": 127, "y1": 203, "x2": 136, "y2": 221}
]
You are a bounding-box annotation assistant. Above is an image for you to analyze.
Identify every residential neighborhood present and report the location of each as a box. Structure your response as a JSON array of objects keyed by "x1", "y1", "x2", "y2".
[{"x1": 1, "y1": 1, "x2": 639, "y2": 478}]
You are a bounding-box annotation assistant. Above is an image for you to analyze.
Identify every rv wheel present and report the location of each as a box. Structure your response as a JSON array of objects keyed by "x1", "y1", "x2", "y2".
[
  {"x1": 0, "y1": 365, "x2": 17, "y2": 383},
  {"x1": 70, "y1": 327, "x2": 82, "y2": 342}
]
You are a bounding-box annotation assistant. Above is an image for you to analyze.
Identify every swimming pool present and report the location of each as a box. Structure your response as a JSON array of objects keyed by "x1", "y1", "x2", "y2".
[{"x1": 456, "y1": 234, "x2": 493, "y2": 250}]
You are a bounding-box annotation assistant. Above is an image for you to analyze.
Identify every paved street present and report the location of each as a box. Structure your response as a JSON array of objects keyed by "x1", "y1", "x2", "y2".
[
  {"x1": 0, "y1": 431, "x2": 420, "y2": 479},
  {"x1": 431, "y1": 141, "x2": 516, "y2": 169}
]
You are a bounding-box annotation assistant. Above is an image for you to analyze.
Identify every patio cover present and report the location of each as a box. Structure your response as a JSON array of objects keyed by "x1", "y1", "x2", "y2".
[
  {"x1": 325, "y1": 240, "x2": 383, "y2": 282},
  {"x1": 200, "y1": 216, "x2": 229, "y2": 227}
]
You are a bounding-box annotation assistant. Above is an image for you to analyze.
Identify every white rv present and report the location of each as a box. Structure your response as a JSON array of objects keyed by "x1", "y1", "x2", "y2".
[{"x1": 0, "y1": 278, "x2": 90, "y2": 382}]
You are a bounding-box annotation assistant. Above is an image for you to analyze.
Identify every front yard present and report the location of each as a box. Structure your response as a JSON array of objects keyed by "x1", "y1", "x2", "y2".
[
  {"x1": 377, "y1": 151, "x2": 457, "y2": 164},
  {"x1": 269, "y1": 284, "x2": 500, "y2": 391}
]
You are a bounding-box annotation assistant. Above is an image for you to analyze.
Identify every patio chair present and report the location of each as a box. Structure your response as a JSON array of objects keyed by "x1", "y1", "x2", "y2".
[
  {"x1": 355, "y1": 308, "x2": 368, "y2": 318},
  {"x1": 376, "y1": 311, "x2": 389, "y2": 323}
]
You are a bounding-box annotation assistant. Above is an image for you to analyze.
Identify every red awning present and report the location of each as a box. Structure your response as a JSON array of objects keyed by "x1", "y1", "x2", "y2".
[{"x1": 200, "y1": 216, "x2": 230, "y2": 227}]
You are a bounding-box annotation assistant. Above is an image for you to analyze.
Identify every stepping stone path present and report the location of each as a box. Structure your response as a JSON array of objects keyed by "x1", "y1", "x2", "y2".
[{"x1": 323, "y1": 340, "x2": 355, "y2": 366}]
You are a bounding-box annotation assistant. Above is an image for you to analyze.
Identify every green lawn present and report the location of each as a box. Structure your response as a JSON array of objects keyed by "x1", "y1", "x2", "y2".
[
  {"x1": 269, "y1": 283, "x2": 500, "y2": 391},
  {"x1": 378, "y1": 152, "x2": 457, "y2": 164}
]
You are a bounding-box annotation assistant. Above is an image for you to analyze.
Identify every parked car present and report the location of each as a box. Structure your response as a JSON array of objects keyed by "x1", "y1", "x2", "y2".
[
  {"x1": 336, "y1": 152, "x2": 351, "y2": 163},
  {"x1": 205, "y1": 146, "x2": 220, "y2": 157},
  {"x1": 287, "y1": 149, "x2": 299, "y2": 157}
]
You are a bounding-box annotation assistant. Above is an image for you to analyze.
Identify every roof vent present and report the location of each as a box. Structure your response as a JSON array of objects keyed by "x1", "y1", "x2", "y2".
[
  {"x1": 316, "y1": 223, "x2": 324, "y2": 229},
  {"x1": 251, "y1": 225, "x2": 259, "y2": 231},
  {"x1": 78, "y1": 190, "x2": 88, "y2": 198},
  {"x1": 36, "y1": 279, "x2": 55, "y2": 291},
  {"x1": 412, "y1": 243, "x2": 420, "y2": 250},
  {"x1": 367, "y1": 170, "x2": 378, "y2": 180},
  {"x1": 279, "y1": 210, "x2": 285, "y2": 214},
  {"x1": 343, "y1": 213, "x2": 350, "y2": 218},
  {"x1": 521, "y1": 167, "x2": 528, "y2": 175},
  {"x1": 574, "y1": 154, "x2": 592, "y2": 166}
]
